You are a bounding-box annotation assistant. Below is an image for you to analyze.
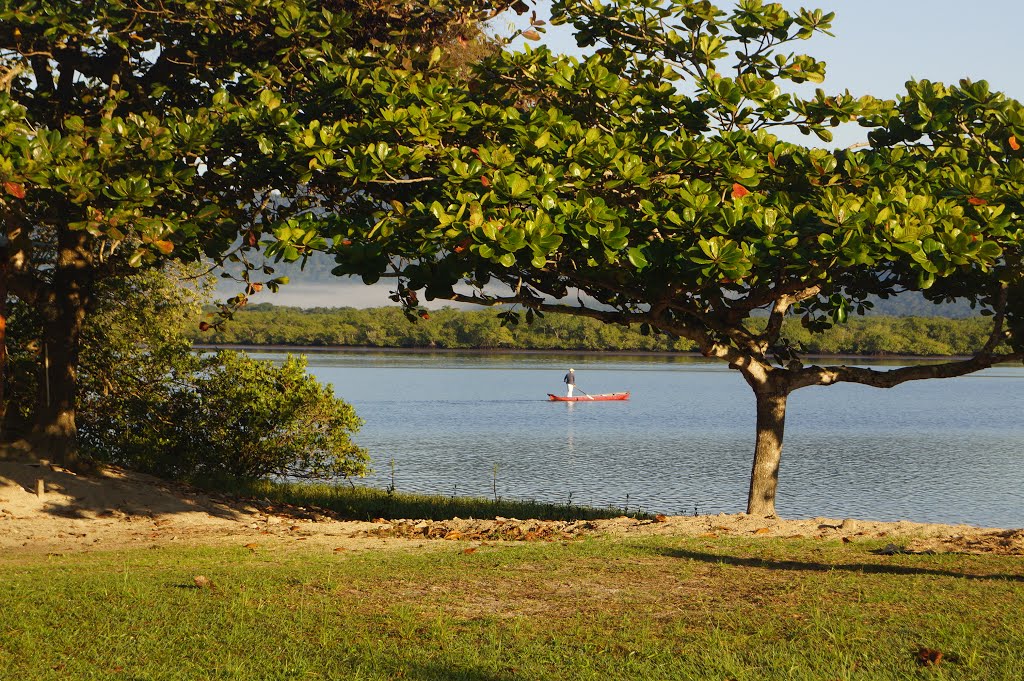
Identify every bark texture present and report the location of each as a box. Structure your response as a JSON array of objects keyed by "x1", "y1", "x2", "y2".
[
  {"x1": 30, "y1": 228, "x2": 93, "y2": 468},
  {"x1": 746, "y1": 390, "x2": 788, "y2": 516}
]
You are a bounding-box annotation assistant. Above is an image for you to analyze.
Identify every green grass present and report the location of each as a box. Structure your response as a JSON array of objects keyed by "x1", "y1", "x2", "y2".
[
  {"x1": 201, "y1": 478, "x2": 651, "y2": 522},
  {"x1": 2, "y1": 537, "x2": 1022, "y2": 680}
]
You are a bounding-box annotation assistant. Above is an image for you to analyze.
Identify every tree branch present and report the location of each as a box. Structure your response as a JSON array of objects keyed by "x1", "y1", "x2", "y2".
[{"x1": 791, "y1": 350, "x2": 1023, "y2": 392}]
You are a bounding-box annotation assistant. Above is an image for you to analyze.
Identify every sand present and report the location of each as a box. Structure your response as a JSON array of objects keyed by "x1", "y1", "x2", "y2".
[{"x1": 1, "y1": 461, "x2": 1021, "y2": 557}]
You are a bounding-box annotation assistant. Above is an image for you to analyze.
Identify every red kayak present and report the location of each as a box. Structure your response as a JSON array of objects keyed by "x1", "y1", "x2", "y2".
[{"x1": 547, "y1": 392, "x2": 630, "y2": 402}]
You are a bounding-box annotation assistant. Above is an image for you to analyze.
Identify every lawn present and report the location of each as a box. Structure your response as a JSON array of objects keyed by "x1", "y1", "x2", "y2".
[{"x1": 2, "y1": 535, "x2": 1022, "y2": 680}]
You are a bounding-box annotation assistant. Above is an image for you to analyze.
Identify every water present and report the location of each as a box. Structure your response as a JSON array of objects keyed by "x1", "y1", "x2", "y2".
[{"x1": 253, "y1": 350, "x2": 1024, "y2": 528}]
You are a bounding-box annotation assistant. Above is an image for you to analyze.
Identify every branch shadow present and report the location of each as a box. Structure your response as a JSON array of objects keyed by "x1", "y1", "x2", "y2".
[
  {"x1": 0, "y1": 460, "x2": 243, "y2": 521},
  {"x1": 648, "y1": 545, "x2": 1024, "y2": 582}
]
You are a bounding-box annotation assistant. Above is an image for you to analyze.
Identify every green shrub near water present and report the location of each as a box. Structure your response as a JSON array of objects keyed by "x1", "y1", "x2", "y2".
[
  {"x1": 83, "y1": 351, "x2": 369, "y2": 482},
  {"x1": 5, "y1": 268, "x2": 369, "y2": 483}
]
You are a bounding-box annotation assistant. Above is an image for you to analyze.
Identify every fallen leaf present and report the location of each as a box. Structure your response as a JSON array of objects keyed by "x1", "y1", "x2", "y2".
[
  {"x1": 699, "y1": 532, "x2": 719, "y2": 538},
  {"x1": 444, "y1": 531, "x2": 462, "y2": 540},
  {"x1": 193, "y1": 575, "x2": 216, "y2": 590},
  {"x1": 333, "y1": 547, "x2": 347, "y2": 552},
  {"x1": 754, "y1": 527, "x2": 772, "y2": 535},
  {"x1": 841, "y1": 536, "x2": 853, "y2": 543},
  {"x1": 463, "y1": 547, "x2": 478, "y2": 554},
  {"x1": 916, "y1": 646, "x2": 943, "y2": 667},
  {"x1": 289, "y1": 525, "x2": 300, "y2": 532},
  {"x1": 243, "y1": 542, "x2": 258, "y2": 551},
  {"x1": 654, "y1": 514, "x2": 668, "y2": 523}
]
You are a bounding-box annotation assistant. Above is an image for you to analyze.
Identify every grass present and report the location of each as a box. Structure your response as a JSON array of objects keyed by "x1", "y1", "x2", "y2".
[
  {"x1": 199, "y1": 478, "x2": 650, "y2": 522},
  {"x1": 2, "y1": 536, "x2": 1023, "y2": 680}
]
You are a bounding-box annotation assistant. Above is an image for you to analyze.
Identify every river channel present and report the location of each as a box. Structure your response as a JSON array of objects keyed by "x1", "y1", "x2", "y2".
[{"x1": 251, "y1": 350, "x2": 1024, "y2": 529}]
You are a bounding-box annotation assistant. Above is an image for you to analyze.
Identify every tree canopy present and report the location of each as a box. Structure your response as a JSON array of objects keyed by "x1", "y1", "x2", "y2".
[
  {"x1": 0, "y1": 0, "x2": 522, "y2": 464},
  {"x1": 261, "y1": 0, "x2": 1024, "y2": 515}
]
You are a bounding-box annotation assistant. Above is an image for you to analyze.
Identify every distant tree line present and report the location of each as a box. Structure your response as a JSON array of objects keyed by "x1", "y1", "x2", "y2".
[{"x1": 194, "y1": 304, "x2": 1000, "y2": 357}]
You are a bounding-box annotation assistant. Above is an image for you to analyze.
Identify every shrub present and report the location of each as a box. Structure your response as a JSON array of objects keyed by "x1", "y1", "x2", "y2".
[{"x1": 81, "y1": 348, "x2": 370, "y2": 482}]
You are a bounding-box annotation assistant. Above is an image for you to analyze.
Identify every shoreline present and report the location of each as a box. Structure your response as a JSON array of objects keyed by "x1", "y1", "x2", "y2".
[
  {"x1": 192, "y1": 344, "x2": 976, "y2": 363},
  {"x1": 1, "y1": 461, "x2": 1021, "y2": 556}
]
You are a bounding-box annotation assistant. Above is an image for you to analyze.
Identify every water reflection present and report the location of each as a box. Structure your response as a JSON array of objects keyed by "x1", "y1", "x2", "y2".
[{"x1": 565, "y1": 402, "x2": 576, "y2": 458}]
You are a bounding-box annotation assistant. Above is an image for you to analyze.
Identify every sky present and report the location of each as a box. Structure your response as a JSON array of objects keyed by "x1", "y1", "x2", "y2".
[{"x1": 246, "y1": 1, "x2": 1024, "y2": 309}]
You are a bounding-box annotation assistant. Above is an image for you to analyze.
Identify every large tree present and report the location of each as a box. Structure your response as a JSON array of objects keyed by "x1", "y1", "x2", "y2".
[
  {"x1": 268, "y1": 0, "x2": 1024, "y2": 515},
  {"x1": 0, "y1": 0, "x2": 519, "y2": 465}
]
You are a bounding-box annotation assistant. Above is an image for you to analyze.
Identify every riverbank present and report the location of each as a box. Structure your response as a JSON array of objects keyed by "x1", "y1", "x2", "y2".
[
  {"x1": 2, "y1": 461, "x2": 1020, "y2": 556},
  {"x1": 194, "y1": 343, "x2": 976, "y2": 363},
  {"x1": 193, "y1": 304, "x2": 1001, "y2": 357}
]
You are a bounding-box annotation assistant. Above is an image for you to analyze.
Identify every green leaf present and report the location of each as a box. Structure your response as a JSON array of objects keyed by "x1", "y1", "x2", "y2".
[{"x1": 627, "y1": 246, "x2": 648, "y2": 269}]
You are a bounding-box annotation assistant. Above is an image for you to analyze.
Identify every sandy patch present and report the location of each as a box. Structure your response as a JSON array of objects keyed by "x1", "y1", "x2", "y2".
[{"x1": 1, "y1": 461, "x2": 1020, "y2": 557}]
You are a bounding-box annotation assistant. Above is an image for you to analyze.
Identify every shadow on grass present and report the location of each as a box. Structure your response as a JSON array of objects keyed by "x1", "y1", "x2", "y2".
[{"x1": 651, "y1": 546, "x2": 1024, "y2": 582}]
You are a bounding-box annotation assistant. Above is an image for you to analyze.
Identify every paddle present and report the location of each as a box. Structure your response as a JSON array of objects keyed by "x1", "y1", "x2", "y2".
[{"x1": 575, "y1": 386, "x2": 595, "y2": 400}]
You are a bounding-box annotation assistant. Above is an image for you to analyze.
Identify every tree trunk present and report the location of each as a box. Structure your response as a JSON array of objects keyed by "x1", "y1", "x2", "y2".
[
  {"x1": 0, "y1": 261, "x2": 7, "y2": 440},
  {"x1": 31, "y1": 228, "x2": 92, "y2": 468},
  {"x1": 746, "y1": 390, "x2": 789, "y2": 516}
]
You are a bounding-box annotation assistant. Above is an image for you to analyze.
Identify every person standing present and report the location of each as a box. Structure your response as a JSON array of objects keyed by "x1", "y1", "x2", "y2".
[{"x1": 564, "y1": 368, "x2": 576, "y2": 397}]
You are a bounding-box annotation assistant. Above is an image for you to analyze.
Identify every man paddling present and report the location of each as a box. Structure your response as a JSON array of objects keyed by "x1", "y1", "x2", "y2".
[{"x1": 564, "y1": 368, "x2": 576, "y2": 397}]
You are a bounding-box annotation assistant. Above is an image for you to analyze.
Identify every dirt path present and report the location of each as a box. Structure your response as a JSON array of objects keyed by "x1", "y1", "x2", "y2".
[{"x1": 2, "y1": 461, "x2": 1021, "y2": 557}]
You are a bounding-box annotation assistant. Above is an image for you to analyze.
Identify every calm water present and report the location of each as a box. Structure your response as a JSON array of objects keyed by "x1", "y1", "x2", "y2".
[{"x1": 255, "y1": 350, "x2": 1024, "y2": 528}]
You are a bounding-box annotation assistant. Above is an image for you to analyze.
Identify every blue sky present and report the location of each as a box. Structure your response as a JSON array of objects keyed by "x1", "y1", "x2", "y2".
[
  {"x1": 507, "y1": 0, "x2": 1023, "y2": 100},
  {"x1": 255, "y1": 1, "x2": 1023, "y2": 309}
]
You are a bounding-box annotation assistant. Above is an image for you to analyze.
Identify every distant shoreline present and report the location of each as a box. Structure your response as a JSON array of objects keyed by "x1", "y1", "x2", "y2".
[{"x1": 192, "y1": 344, "x2": 975, "y2": 363}]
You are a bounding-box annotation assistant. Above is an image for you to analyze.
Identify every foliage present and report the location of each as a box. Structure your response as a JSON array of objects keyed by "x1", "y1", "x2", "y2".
[
  {"x1": 258, "y1": 0, "x2": 1024, "y2": 514},
  {"x1": 5, "y1": 267, "x2": 368, "y2": 482},
  {"x1": 87, "y1": 350, "x2": 370, "y2": 482},
  {"x1": 78, "y1": 271, "x2": 369, "y2": 481},
  {"x1": 194, "y1": 303, "x2": 1003, "y2": 356},
  {"x1": 0, "y1": 0, "x2": 523, "y2": 463}
]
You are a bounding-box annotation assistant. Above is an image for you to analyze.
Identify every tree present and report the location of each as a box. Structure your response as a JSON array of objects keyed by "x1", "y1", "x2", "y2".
[
  {"x1": 269, "y1": 0, "x2": 1024, "y2": 515},
  {"x1": 0, "y1": 0, "x2": 521, "y2": 465},
  {"x1": 6, "y1": 264, "x2": 369, "y2": 481}
]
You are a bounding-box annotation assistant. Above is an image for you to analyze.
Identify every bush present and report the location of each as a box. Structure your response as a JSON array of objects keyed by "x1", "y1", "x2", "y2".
[
  {"x1": 82, "y1": 351, "x2": 369, "y2": 482},
  {"x1": 0, "y1": 264, "x2": 368, "y2": 483}
]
